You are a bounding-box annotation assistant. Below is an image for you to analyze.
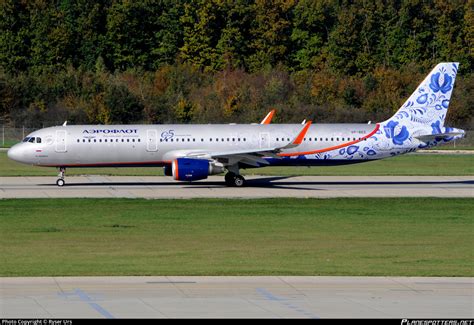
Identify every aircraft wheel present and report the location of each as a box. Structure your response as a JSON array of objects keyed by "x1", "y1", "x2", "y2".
[
  {"x1": 233, "y1": 175, "x2": 245, "y2": 187},
  {"x1": 225, "y1": 172, "x2": 236, "y2": 186},
  {"x1": 56, "y1": 179, "x2": 65, "y2": 187}
]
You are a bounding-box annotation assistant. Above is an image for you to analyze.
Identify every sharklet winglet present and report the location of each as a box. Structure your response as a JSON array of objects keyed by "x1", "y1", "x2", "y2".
[
  {"x1": 292, "y1": 121, "x2": 312, "y2": 145},
  {"x1": 260, "y1": 109, "x2": 276, "y2": 124}
]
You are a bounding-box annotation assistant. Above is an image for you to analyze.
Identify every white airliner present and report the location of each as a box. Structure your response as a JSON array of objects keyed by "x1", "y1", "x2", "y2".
[{"x1": 8, "y1": 62, "x2": 465, "y2": 187}]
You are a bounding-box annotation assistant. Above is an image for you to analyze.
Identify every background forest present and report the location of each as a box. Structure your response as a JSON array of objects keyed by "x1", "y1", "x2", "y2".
[{"x1": 0, "y1": 0, "x2": 472, "y2": 129}]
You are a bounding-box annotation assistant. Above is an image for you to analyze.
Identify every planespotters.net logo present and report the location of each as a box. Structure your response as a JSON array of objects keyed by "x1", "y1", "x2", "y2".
[{"x1": 402, "y1": 320, "x2": 473, "y2": 325}]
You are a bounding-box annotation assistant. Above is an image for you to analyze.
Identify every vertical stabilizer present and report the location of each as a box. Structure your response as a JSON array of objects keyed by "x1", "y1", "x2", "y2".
[
  {"x1": 381, "y1": 63, "x2": 460, "y2": 147},
  {"x1": 387, "y1": 62, "x2": 458, "y2": 128}
]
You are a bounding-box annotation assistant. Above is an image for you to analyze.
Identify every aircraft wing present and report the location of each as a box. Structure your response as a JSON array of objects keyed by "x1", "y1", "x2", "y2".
[{"x1": 184, "y1": 121, "x2": 312, "y2": 166}]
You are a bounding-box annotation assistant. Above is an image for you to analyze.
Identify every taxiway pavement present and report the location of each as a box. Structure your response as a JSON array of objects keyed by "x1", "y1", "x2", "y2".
[
  {"x1": 0, "y1": 175, "x2": 472, "y2": 198},
  {"x1": 1, "y1": 276, "x2": 472, "y2": 318}
]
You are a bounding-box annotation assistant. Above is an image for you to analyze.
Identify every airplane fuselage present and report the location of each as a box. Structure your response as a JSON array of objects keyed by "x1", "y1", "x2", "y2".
[{"x1": 9, "y1": 123, "x2": 386, "y2": 168}]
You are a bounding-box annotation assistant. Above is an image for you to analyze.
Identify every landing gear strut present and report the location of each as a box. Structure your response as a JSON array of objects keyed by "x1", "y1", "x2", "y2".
[
  {"x1": 56, "y1": 167, "x2": 66, "y2": 187},
  {"x1": 225, "y1": 172, "x2": 245, "y2": 187}
]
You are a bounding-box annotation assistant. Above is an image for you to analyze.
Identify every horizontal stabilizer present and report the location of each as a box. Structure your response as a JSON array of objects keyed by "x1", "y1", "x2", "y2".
[{"x1": 415, "y1": 132, "x2": 464, "y2": 143}]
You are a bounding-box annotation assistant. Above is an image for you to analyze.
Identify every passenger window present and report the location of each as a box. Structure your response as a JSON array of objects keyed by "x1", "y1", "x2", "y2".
[{"x1": 77, "y1": 139, "x2": 80, "y2": 143}]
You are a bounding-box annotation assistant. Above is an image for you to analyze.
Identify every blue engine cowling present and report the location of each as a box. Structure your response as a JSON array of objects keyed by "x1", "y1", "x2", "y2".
[{"x1": 172, "y1": 158, "x2": 210, "y2": 181}]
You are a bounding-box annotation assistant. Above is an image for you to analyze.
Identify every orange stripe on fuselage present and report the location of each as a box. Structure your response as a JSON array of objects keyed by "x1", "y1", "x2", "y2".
[{"x1": 278, "y1": 123, "x2": 380, "y2": 157}]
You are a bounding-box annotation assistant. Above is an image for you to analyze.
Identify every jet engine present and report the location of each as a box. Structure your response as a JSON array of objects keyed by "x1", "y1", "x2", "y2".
[{"x1": 167, "y1": 158, "x2": 224, "y2": 181}]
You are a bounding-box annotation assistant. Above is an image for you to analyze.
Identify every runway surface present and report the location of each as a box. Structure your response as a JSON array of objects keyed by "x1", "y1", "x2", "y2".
[
  {"x1": 0, "y1": 175, "x2": 472, "y2": 198},
  {"x1": 1, "y1": 276, "x2": 472, "y2": 318}
]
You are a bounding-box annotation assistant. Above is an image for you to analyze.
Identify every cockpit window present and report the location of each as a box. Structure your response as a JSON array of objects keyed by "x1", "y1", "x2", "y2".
[{"x1": 22, "y1": 136, "x2": 41, "y2": 143}]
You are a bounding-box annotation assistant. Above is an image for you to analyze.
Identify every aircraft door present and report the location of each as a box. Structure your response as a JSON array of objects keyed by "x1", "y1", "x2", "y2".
[
  {"x1": 259, "y1": 132, "x2": 270, "y2": 148},
  {"x1": 146, "y1": 130, "x2": 158, "y2": 151},
  {"x1": 55, "y1": 130, "x2": 67, "y2": 152}
]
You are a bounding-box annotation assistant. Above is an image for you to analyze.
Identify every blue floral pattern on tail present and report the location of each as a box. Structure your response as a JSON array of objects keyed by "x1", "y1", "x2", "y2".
[{"x1": 429, "y1": 72, "x2": 452, "y2": 93}]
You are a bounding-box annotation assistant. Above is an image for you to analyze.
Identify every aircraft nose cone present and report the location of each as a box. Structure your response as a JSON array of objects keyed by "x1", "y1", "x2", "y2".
[{"x1": 7, "y1": 145, "x2": 23, "y2": 162}]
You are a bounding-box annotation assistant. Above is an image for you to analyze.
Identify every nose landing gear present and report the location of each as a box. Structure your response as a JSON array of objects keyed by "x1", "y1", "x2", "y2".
[{"x1": 56, "y1": 167, "x2": 66, "y2": 187}]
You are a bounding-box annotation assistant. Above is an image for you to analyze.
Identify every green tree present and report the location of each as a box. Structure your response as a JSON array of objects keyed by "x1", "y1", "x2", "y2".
[
  {"x1": 105, "y1": 82, "x2": 143, "y2": 123},
  {"x1": 0, "y1": 0, "x2": 31, "y2": 73},
  {"x1": 326, "y1": 3, "x2": 362, "y2": 75},
  {"x1": 246, "y1": 0, "x2": 294, "y2": 72},
  {"x1": 215, "y1": 0, "x2": 253, "y2": 70},
  {"x1": 106, "y1": 0, "x2": 182, "y2": 71},
  {"x1": 180, "y1": 0, "x2": 226, "y2": 72},
  {"x1": 290, "y1": 0, "x2": 335, "y2": 70}
]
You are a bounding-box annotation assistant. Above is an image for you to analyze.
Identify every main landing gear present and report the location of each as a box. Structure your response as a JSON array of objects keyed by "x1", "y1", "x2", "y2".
[
  {"x1": 56, "y1": 167, "x2": 66, "y2": 187},
  {"x1": 225, "y1": 172, "x2": 245, "y2": 187}
]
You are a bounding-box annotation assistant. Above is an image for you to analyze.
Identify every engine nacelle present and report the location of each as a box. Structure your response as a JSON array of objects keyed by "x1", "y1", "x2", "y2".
[{"x1": 171, "y1": 158, "x2": 224, "y2": 181}]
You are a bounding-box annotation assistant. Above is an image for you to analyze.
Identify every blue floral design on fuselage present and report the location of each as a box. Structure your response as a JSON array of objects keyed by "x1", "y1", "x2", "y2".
[
  {"x1": 347, "y1": 145, "x2": 359, "y2": 155},
  {"x1": 367, "y1": 150, "x2": 376, "y2": 156},
  {"x1": 429, "y1": 72, "x2": 452, "y2": 94},
  {"x1": 431, "y1": 120, "x2": 442, "y2": 134},
  {"x1": 384, "y1": 121, "x2": 409, "y2": 145}
]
